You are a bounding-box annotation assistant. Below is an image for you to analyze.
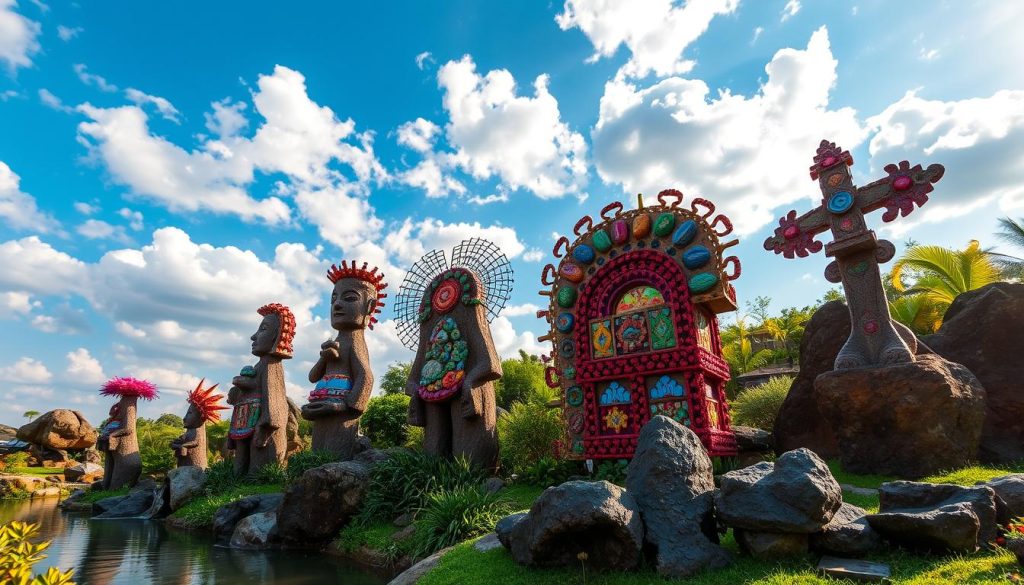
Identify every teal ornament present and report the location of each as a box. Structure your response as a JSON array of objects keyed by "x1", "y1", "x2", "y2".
[
  {"x1": 555, "y1": 312, "x2": 575, "y2": 333},
  {"x1": 559, "y1": 339, "x2": 575, "y2": 358},
  {"x1": 557, "y1": 286, "x2": 577, "y2": 308},
  {"x1": 563, "y1": 366, "x2": 576, "y2": 380},
  {"x1": 566, "y1": 385, "x2": 584, "y2": 407},
  {"x1": 653, "y1": 212, "x2": 676, "y2": 237},
  {"x1": 672, "y1": 220, "x2": 698, "y2": 247},
  {"x1": 828, "y1": 191, "x2": 854, "y2": 214},
  {"x1": 689, "y1": 272, "x2": 718, "y2": 293},
  {"x1": 592, "y1": 230, "x2": 612, "y2": 252},
  {"x1": 239, "y1": 365, "x2": 257, "y2": 378},
  {"x1": 682, "y1": 245, "x2": 711, "y2": 269},
  {"x1": 573, "y1": 244, "x2": 596, "y2": 264}
]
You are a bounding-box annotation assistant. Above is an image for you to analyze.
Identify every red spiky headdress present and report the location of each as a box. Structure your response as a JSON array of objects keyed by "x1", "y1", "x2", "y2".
[
  {"x1": 257, "y1": 302, "x2": 296, "y2": 357},
  {"x1": 100, "y1": 376, "x2": 158, "y2": 400},
  {"x1": 187, "y1": 378, "x2": 228, "y2": 423},
  {"x1": 326, "y1": 260, "x2": 388, "y2": 329}
]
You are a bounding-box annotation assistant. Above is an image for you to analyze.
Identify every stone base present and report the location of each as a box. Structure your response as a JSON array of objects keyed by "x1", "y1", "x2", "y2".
[{"x1": 814, "y1": 355, "x2": 985, "y2": 478}]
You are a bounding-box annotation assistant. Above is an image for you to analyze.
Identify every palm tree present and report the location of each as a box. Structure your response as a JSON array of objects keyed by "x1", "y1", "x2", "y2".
[
  {"x1": 992, "y1": 216, "x2": 1024, "y2": 279},
  {"x1": 890, "y1": 240, "x2": 1002, "y2": 315},
  {"x1": 720, "y1": 315, "x2": 773, "y2": 376},
  {"x1": 759, "y1": 307, "x2": 812, "y2": 361},
  {"x1": 888, "y1": 294, "x2": 944, "y2": 335},
  {"x1": 22, "y1": 410, "x2": 39, "y2": 422}
]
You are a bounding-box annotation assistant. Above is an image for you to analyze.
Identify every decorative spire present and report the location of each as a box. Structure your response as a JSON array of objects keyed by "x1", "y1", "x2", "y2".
[
  {"x1": 100, "y1": 376, "x2": 158, "y2": 400},
  {"x1": 186, "y1": 378, "x2": 227, "y2": 423},
  {"x1": 257, "y1": 303, "x2": 296, "y2": 356},
  {"x1": 809, "y1": 139, "x2": 853, "y2": 180},
  {"x1": 325, "y1": 260, "x2": 389, "y2": 329}
]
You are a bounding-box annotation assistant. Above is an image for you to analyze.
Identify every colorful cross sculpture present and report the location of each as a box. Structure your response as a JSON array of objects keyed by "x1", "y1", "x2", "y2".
[{"x1": 764, "y1": 139, "x2": 944, "y2": 370}]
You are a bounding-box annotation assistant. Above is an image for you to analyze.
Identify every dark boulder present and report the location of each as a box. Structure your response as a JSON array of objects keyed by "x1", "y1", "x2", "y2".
[
  {"x1": 715, "y1": 448, "x2": 842, "y2": 533},
  {"x1": 979, "y1": 474, "x2": 1024, "y2": 524},
  {"x1": 17, "y1": 409, "x2": 97, "y2": 450},
  {"x1": 276, "y1": 461, "x2": 369, "y2": 542},
  {"x1": 815, "y1": 354, "x2": 985, "y2": 478},
  {"x1": 213, "y1": 493, "x2": 283, "y2": 540},
  {"x1": 94, "y1": 481, "x2": 159, "y2": 519},
  {"x1": 499, "y1": 480, "x2": 643, "y2": 570},
  {"x1": 924, "y1": 283, "x2": 1024, "y2": 464},
  {"x1": 734, "y1": 530, "x2": 808, "y2": 558},
  {"x1": 810, "y1": 502, "x2": 882, "y2": 557},
  {"x1": 866, "y1": 481, "x2": 998, "y2": 553},
  {"x1": 625, "y1": 415, "x2": 730, "y2": 577},
  {"x1": 230, "y1": 511, "x2": 279, "y2": 549}
]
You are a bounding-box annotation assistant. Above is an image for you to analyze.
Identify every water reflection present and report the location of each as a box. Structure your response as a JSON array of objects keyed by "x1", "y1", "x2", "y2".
[{"x1": 0, "y1": 499, "x2": 387, "y2": 585}]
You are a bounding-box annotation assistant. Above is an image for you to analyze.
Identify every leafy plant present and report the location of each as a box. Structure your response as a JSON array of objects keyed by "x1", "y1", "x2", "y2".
[
  {"x1": 361, "y1": 393, "x2": 413, "y2": 448},
  {"x1": 380, "y1": 362, "x2": 412, "y2": 396},
  {"x1": 252, "y1": 462, "x2": 287, "y2": 485},
  {"x1": 358, "y1": 450, "x2": 486, "y2": 523},
  {"x1": 593, "y1": 459, "x2": 629, "y2": 485},
  {"x1": 497, "y1": 400, "x2": 563, "y2": 476},
  {"x1": 0, "y1": 521, "x2": 75, "y2": 585},
  {"x1": 411, "y1": 486, "x2": 513, "y2": 558},
  {"x1": 730, "y1": 375, "x2": 793, "y2": 431},
  {"x1": 519, "y1": 456, "x2": 579, "y2": 488},
  {"x1": 890, "y1": 240, "x2": 1002, "y2": 321},
  {"x1": 494, "y1": 351, "x2": 547, "y2": 410},
  {"x1": 285, "y1": 449, "x2": 339, "y2": 482}
]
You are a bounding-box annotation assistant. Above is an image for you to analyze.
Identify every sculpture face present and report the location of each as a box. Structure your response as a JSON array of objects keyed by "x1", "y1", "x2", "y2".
[
  {"x1": 330, "y1": 277, "x2": 375, "y2": 331},
  {"x1": 108, "y1": 402, "x2": 120, "y2": 418},
  {"x1": 182, "y1": 403, "x2": 202, "y2": 429},
  {"x1": 251, "y1": 314, "x2": 280, "y2": 356}
]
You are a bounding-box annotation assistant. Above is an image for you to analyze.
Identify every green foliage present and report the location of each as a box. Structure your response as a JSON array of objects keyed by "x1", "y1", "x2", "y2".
[
  {"x1": 593, "y1": 459, "x2": 629, "y2": 485},
  {"x1": 922, "y1": 462, "x2": 1024, "y2": 487},
  {"x1": 519, "y1": 456, "x2": 579, "y2": 488},
  {"x1": 494, "y1": 351, "x2": 546, "y2": 410},
  {"x1": 76, "y1": 488, "x2": 130, "y2": 505},
  {"x1": 362, "y1": 393, "x2": 413, "y2": 448},
  {"x1": 411, "y1": 486, "x2": 513, "y2": 557},
  {"x1": 497, "y1": 400, "x2": 563, "y2": 476},
  {"x1": 730, "y1": 376, "x2": 793, "y2": 431},
  {"x1": 136, "y1": 417, "x2": 180, "y2": 474},
  {"x1": 205, "y1": 421, "x2": 229, "y2": 463},
  {"x1": 203, "y1": 459, "x2": 240, "y2": 494},
  {"x1": 252, "y1": 462, "x2": 287, "y2": 485},
  {"x1": 0, "y1": 521, "x2": 75, "y2": 585},
  {"x1": 285, "y1": 449, "x2": 339, "y2": 482},
  {"x1": 21, "y1": 410, "x2": 39, "y2": 422},
  {"x1": 358, "y1": 450, "x2": 486, "y2": 523},
  {"x1": 335, "y1": 521, "x2": 405, "y2": 559},
  {"x1": 0, "y1": 452, "x2": 30, "y2": 470},
  {"x1": 169, "y1": 483, "x2": 282, "y2": 529},
  {"x1": 380, "y1": 362, "x2": 412, "y2": 395},
  {"x1": 155, "y1": 413, "x2": 183, "y2": 427},
  {"x1": 993, "y1": 216, "x2": 1024, "y2": 279}
]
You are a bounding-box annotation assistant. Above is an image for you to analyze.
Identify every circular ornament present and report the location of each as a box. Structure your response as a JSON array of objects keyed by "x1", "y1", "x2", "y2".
[
  {"x1": 863, "y1": 320, "x2": 879, "y2": 335},
  {"x1": 567, "y1": 410, "x2": 585, "y2": 434},
  {"x1": 654, "y1": 212, "x2": 677, "y2": 237},
  {"x1": 431, "y1": 279, "x2": 461, "y2": 313},
  {"x1": 565, "y1": 385, "x2": 584, "y2": 407},
  {"x1": 822, "y1": 155, "x2": 838, "y2": 168},
  {"x1": 682, "y1": 245, "x2": 711, "y2": 269},
  {"x1": 827, "y1": 174, "x2": 844, "y2": 187},
  {"x1": 555, "y1": 312, "x2": 575, "y2": 333},
  {"x1": 840, "y1": 217, "x2": 855, "y2": 232},
  {"x1": 672, "y1": 220, "x2": 698, "y2": 247},
  {"x1": 848, "y1": 261, "x2": 869, "y2": 276},
  {"x1": 559, "y1": 339, "x2": 576, "y2": 358},
  {"x1": 611, "y1": 220, "x2": 629, "y2": 244},
  {"x1": 688, "y1": 272, "x2": 718, "y2": 294},
  {"x1": 893, "y1": 175, "x2": 913, "y2": 192},
  {"x1": 633, "y1": 214, "x2": 652, "y2": 238},
  {"x1": 557, "y1": 286, "x2": 578, "y2": 308},
  {"x1": 563, "y1": 366, "x2": 576, "y2": 380},
  {"x1": 560, "y1": 263, "x2": 584, "y2": 283},
  {"x1": 783, "y1": 225, "x2": 800, "y2": 240},
  {"x1": 827, "y1": 191, "x2": 854, "y2": 214},
  {"x1": 592, "y1": 230, "x2": 612, "y2": 252},
  {"x1": 573, "y1": 244, "x2": 596, "y2": 264}
]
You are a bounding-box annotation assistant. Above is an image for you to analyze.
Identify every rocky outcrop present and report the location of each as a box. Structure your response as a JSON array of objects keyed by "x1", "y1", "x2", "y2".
[
  {"x1": 230, "y1": 511, "x2": 278, "y2": 549},
  {"x1": 276, "y1": 461, "x2": 369, "y2": 542},
  {"x1": 167, "y1": 466, "x2": 206, "y2": 511},
  {"x1": 924, "y1": 283, "x2": 1024, "y2": 464},
  {"x1": 815, "y1": 354, "x2": 986, "y2": 478},
  {"x1": 979, "y1": 474, "x2": 1024, "y2": 524},
  {"x1": 773, "y1": 301, "x2": 847, "y2": 458},
  {"x1": 716, "y1": 448, "x2": 842, "y2": 534},
  {"x1": 63, "y1": 462, "x2": 103, "y2": 484},
  {"x1": 866, "y1": 481, "x2": 998, "y2": 553},
  {"x1": 625, "y1": 415, "x2": 730, "y2": 577},
  {"x1": 213, "y1": 493, "x2": 283, "y2": 540},
  {"x1": 498, "y1": 480, "x2": 643, "y2": 570},
  {"x1": 810, "y1": 502, "x2": 882, "y2": 557},
  {"x1": 17, "y1": 410, "x2": 97, "y2": 450},
  {"x1": 94, "y1": 480, "x2": 160, "y2": 519},
  {"x1": 734, "y1": 531, "x2": 808, "y2": 558}
]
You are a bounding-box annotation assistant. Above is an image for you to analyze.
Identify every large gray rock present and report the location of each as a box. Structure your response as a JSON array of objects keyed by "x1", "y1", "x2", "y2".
[
  {"x1": 734, "y1": 530, "x2": 808, "y2": 558},
  {"x1": 810, "y1": 502, "x2": 882, "y2": 557},
  {"x1": 980, "y1": 474, "x2": 1024, "y2": 524},
  {"x1": 64, "y1": 462, "x2": 103, "y2": 483},
  {"x1": 17, "y1": 409, "x2": 97, "y2": 450},
  {"x1": 495, "y1": 512, "x2": 527, "y2": 549},
  {"x1": 866, "y1": 481, "x2": 998, "y2": 553},
  {"x1": 167, "y1": 466, "x2": 206, "y2": 511},
  {"x1": 230, "y1": 511, "x2": 278, "y2": 549},
  {"x1": 95, "y1": 482, "x2": 158, "y2": 519},
  {"x1": 213, "y1": 493, "x2": 283, "y2": 540},
  {"x1": 716, "y1": 448, "x2": 842, "y2": 533},
  {"x1": 625, "y1": 415, "x2": 730, "y2": 577},
  {"x1": 276, "y1": 461, "x2": 369, "y2": 542},
  {"x1": 500, "y1": 480, "x2": 643, "y2": 570}
]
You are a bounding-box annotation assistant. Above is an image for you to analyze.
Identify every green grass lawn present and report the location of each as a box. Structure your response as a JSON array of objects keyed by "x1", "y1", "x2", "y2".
[
  {"x1": 168, "y1": 483, "x2": 282, "y2": 529},
  {"x1": 4, "y1": 466, "x2": 62, "y2": 477},
  {"x1": 77, "y1": 487, "x2": 130, "y2": 504}
]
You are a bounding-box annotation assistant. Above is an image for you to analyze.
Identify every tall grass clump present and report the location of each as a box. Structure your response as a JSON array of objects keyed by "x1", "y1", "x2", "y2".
[
  {"x1": 357, "y1": 451, "x2": 485, "y2": 522},
  {"x1": 411, "y1": 486, "x2": 513, "y2": 557},
  {"x1": 730, "y1": 375, "x2": 793, "y2": 431}
]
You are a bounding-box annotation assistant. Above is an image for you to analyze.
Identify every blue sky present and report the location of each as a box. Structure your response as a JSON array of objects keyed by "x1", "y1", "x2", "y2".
[{"x1": 0, "y1": 0, "x2": 1021, "y2": 425}]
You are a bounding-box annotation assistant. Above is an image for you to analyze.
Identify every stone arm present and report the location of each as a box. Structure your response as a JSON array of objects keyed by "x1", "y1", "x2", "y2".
[
  {"x1": 308, "y1": 339, "x2": 340, "y2": 383},
  {"x1": 763, "y1": 207, "x2": 830, "y2": 259},
  {"x1": 857, "y1": 162, "x2": 944, "y2": 222},
  {"x1": 460, "y1": 306, "x2": 502, "y2": 419},
  {"x1": 345, "y1": 338, "x2": 373, "y2": 416},
  {"x1": 170, "y1": 428, "x2": 199, "y2": 454},
  {"x1": 406, "y1": 327, "x2": 429, "y2": 427}
]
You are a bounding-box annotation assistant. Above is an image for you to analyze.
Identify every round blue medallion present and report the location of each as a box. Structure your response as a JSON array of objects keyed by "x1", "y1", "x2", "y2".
[
  {"x1": 682, "y1": 245, "x2": 711, "y2": 269},
  {"x1": 555, "y1": 312, "x2": 575, "y2": 333},
  {"x1": 573, "y1": 244, "x2": 595, "y2": 264},
  {"x1": 828, "y1": 191, "x2": 854, "y2": 214}
]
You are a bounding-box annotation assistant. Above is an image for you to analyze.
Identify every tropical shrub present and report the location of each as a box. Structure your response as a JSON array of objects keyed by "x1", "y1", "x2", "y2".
[
  {"x1": 0, "y1": 521, "x2": 75, "y2": 584},
  {"x1": 361, "y1": 393, "x2": 412, "y2": 448},
  {"x1": 520, "y1": 456, "x2": 579, "y2": 487},
  {"x1": 203, "y1": 459, "x2": 240, "y2": 495},
  {"x1": 285, "y1": 449, "x2": 339, "y2": 483},
  {"x1": 136, "y1": 418, "x2": 180, "y2": 474},
  {"x1": 494, "y1": 352, "x2": 547, "y2": 410},
  {"x1": 593, "y1": 459, "x2": 629, "y2": 485},
  {"x1": 252, "y1": 462, "x2": 287, "y2": 485},
  {"x1": 497, "y1": 400, "x2": 563, "y2": 476},
  {"x1": 357, "y1": 451, "x2": 485, "y2": 522},
  {"x1": 411, "y1": 486, "x2": 513, "y2": 557},
  {"x1": 730, "y1": 376, "x2": 793, "y2": 431}
]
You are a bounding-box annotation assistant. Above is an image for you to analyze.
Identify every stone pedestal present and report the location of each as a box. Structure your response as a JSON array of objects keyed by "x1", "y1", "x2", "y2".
[{"x1": 814, "y1": 354, "x2": 985, "y2": 478}]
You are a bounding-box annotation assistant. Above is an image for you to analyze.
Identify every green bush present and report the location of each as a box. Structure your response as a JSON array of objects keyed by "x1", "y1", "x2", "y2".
[
  {"x1": 358, "y1": 450, "x2": 486, "y2": 522},
  {"x1": 0, "y1": 521, "x2": 75, "y2": 584},
  {"x1": 730, "y1": 375, "x2": 793, "y2": 431},
  {"x1": 497, "y1": 400, "x2": 563, "y2": 476},
  {"x1": 286, "y1": 449, "x2": 339, "y2": 482},
  {"x1": 1, "y1": 452, "x2": 30, "y2": 469},
  {"x1": 593, "y1": 459, "x2": 629, "y2": 485},
  {"x1": 252, "y1": 462, "x2": 287, "y2": 485},
  {"x1": 137, "y1": 418, "x2": 180, "y2": 474},
  {"x1": 411, "y1": 486, "x2": 513, "y2": 557},
  {"x1": 494, "y1": 354, "x2": 547, "y2": 410},
  {"x1": 361, "y1": 393, "x2": 412, "y2": 449},
  {"x1": 204, "y1": 459, "x2": 240, "y2": 495},
  {"x1": 520, "y1": 456, "x2": 579, "y2": 488}
]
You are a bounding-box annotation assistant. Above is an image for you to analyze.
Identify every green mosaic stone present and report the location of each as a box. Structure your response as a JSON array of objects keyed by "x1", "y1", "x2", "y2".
[
  {"x1": 592, "y1": 230, "x2": 612, "y2": 252},
  {"x1": 557, "y1": 286, "x2": 577, "y2": 308},
  {"x1": 688, "y1": 272, "x2": 718, "y2": 294},
  {"x1": 653, "y1": 212, "x2": 677, "y2": 237}
]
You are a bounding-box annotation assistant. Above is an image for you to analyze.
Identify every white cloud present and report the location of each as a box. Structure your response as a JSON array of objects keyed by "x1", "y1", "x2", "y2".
[
  {"x1": 433, "y1": 56, "x2": 587, "y2": 199},
  {"x1": 125, "y1": 88, "x2": 181, "y2": 123},
  {"x1": 556, "y1": 0, "x2": 739, "y2": 78},
  {"x1": 467, "y1": 192, "x2": 507, "y2": 205},
  {"x1": 0, "y1": 291, "x2": 35, "y2": 317},
  {"x1": 0, "y1": 0, "x2": 40, "y2": 72},
  {"x1": 522, "y1": 248, "x2": 545, "y2": 262},
  {"x1": 77, "y1": 218, "x2": 129, "y2": 242},
  {"x1": 751, "y1": 26, "x2": 764, "y2": 45},
  {"x1": 73, "y1": 63, "x2": 118, "y2": 92},
  {"x1": 415, "y1": 51, "x2": 434, "y2": 70},
  {"x1": 0, "y1": 236, "x2": 86, "y2": 295},
  {"x1": 65, "y1": 348, "x2": 106, "y2": 385},
  {"x1": 0, "y1": 357, "x2": 52, "y2": 384},
  {"x1": 0, "y1": 89, "x2": 19, "y2": 101},
  {"x1": 31, "y1": 304, "x2": 89, "y2": 334},
  {"x1": 503, "y1": 303, "x2": 541, "y2": 317},
  {"x1": 74, "y1": 201, "x2": 99, "y2": 215},
  {"x1": 490, "y1": 315, "x2": 546, "y2": 359},
  {"x1": 591, "y1": 27, "x2": 865, "y2": 235},
  {"x1": 0, "y1": 161, "x2": 62, "y2": 233},
  {"x1": 204, "y1": 98, "x2": 248, "y2": 138},
  {"x1": 38, "y1": 88, "x2": 72, "y2": 113},
  {"x1": 396, "y1": 118, "x2": 440, "y2": 153},
  {"x1": 383, "y1": 218, "x2": 526, "y2": 266},
  {"x1": 118, "y1": 207, "x2": 144, "y2": 230},
  {"x1": 781, "y1": 0, "x2": 800, "y2": 22},
  {"x1": 56, "y1": 24, "x2": 82, "y2": 41}
]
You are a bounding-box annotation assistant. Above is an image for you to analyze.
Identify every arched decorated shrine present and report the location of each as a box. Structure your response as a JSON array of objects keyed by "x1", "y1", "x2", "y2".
[{"x1": 539, "y1": 191, "x2": 742, "y2": 460}]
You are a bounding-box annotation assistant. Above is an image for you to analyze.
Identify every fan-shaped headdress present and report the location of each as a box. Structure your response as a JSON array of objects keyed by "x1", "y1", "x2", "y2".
[
  {"x1": 186, "y1": 378, "x2": 227, "y2": 423},
  {"x1": 100, "y1": 376, "x2": 158, "y2": 400},
  {"x1": 326, "y1": 260, "x2": 388, "y2": 329},
  {"x1": 394, "y1": 238, "x2": 513, "y2": 349},
  {"x1": 257, "y1": 302, "x2": 296, "y2": 357}
]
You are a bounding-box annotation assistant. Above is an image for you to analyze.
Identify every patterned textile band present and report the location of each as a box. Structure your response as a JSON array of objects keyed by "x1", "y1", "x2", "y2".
[
  {"x1": 229, "y1": 397, "x2": 261, "y2": 440},
  {"x1": 99, "y1": 420, "x2": 121, "y2": 438},
  {"x1": 309, "y1": 374, "x2": 352, "y2": 402}
]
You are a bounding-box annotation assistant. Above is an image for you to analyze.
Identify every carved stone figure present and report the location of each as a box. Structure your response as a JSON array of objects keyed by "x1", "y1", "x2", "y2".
[
  {"x1": 171, "y1": 379, "x2": 227, "y2": 469},
  {"x1": 98, "y1": 376, "x2": 158, "y2": 490},
  {"x1": 302, "y1": 261, "x2": 387, "y2": 460},
  {"x1": 227, "y1": 303, "x2": 295, "y2": 478},
  {"x1": 395, "y1": 239, "x2": 513, "y2": 471}
]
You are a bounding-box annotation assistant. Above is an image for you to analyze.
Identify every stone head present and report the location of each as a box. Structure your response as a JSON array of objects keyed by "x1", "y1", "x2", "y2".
[
  {"x1": 326, "y1": 261, "x2": 387, "y2": 332},
  {"x1": 182, "y1": 403, "x2": 203, "y2": 429},
  {"x1": 252, "y1": 303, "x2": 295, "y2": 358}
]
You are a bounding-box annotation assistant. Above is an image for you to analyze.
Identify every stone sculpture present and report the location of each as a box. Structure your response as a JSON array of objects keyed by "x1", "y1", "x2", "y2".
[
  {"x1": 98, "y1": 376, "x2": 158, "y2": 490},
  {"x1": 227, "y1": 303, "x2": 295, "y2": 478},
  {"x1": 394, "y1": 239, "x2": 513, "y2": 471},
  {"x1": 170, "y1": 379, "x2": 227, "y2": 469},
  {"x1": 302, "y1": 261, "x2": 387, "y2": 459},
  {"x1": 763, "y1": 139, "x2": 944, "y2": 369}
]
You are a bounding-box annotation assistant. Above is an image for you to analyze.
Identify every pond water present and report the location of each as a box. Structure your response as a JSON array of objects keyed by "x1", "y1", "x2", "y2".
[{"x1": 0, "y1": 498, "x2": 389, "y2": 585}]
